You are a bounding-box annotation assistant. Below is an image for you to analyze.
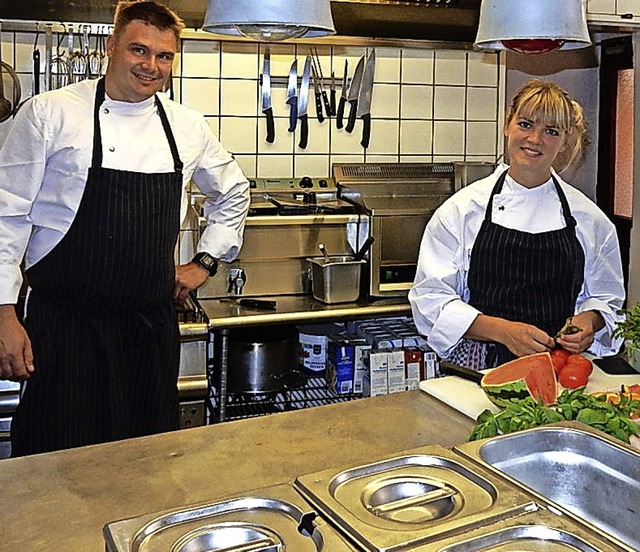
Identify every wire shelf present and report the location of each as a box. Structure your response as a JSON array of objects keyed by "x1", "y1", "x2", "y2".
[{"x1": 208, "y1": 376, "x2": 362, "y2": 423}]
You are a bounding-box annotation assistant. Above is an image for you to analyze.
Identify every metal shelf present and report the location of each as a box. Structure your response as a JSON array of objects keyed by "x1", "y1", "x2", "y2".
[{"x1": 208, "y1": 375, "x2": 362, "y2": 423}]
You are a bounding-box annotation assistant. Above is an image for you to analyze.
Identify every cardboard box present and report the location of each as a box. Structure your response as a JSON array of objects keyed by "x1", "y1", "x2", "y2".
[
  {"x1": 352, "y1": 339, "x2": 372, "y2": 394},
  {"x1": 363, "y1": 349, "x2": 388, "y2": 397},
  {"x1": 387, "y1": 349, "x2": 406, "y2": 393},
  {"x1": 327, "y1": 340, "x2": 355, "y2": 395},
  {"x1": 404, "y1": 347, "x2": 423, "y2": 390}
]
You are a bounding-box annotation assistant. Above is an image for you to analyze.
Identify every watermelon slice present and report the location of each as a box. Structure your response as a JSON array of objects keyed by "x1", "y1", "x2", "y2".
[{"x1": 481, "y1": 352, "x2": 557, "y2": 407}]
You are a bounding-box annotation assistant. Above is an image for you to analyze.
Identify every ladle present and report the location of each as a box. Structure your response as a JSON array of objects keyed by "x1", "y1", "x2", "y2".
[
  {"x1": 318, "y1": 243, "x2": 330, "y2": 263},
  {"x1": 0, "y1": 24, "x2": 13, "y2": 121},
  {"x1": 353, "y1": 236, "x2": 375, "y2": 261}
]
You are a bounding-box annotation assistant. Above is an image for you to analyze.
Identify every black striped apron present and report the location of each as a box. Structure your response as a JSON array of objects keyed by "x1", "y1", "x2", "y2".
[
  {"x1": 448, "y1": 169, "x2": 585, "y2": 370},
  {"x1": 11, "y1": 77, "x2": 183, "y2": 456}
]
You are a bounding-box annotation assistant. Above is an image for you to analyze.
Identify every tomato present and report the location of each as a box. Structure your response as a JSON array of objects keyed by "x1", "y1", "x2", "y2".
[
  {"x1": 550, "y1": 349, "x2": 571, "y2": 375},
  {"x1": 558, "y1": 363, "x2": 590, "y2": 389},
  {"x1": 564, "y1": 354, "x2": 593, "y2": 376}
]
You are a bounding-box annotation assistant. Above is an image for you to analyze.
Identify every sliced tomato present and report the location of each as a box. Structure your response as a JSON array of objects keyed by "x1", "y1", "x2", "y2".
[{"x1": 558, "y1": 363, "x2": 590, "y2": 389}]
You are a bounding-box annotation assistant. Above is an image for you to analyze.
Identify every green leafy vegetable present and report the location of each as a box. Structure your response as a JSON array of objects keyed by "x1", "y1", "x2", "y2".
[{"x1": 468, "y1": 387, "x2": 640, "y2": 443}]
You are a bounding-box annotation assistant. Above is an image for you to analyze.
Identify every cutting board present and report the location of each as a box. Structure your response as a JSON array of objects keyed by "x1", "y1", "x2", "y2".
[{"x1": 419, "y1": 359, "x2": 640, "y2": 420}]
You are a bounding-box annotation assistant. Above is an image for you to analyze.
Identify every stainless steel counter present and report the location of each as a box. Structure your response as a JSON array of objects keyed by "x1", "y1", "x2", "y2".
[
  {"x1": 200, "y1": 295, "x2": 411, "y2": 329},
  {"x1": 201, "y1": 295, "x2": 412, "y2": 422},
  {"x1": 0, "y1": 390, "x2": 474, "y2": 551}
]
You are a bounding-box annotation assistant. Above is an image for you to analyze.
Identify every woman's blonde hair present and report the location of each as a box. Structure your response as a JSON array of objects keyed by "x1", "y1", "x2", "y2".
[{"x1": 506, "y1": 79, "x2": 588, "y2": 173}]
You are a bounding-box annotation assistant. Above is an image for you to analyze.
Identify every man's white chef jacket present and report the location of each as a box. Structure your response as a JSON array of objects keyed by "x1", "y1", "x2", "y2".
[{"x1": 0, "y1": 78, "x2": 250, "y2": 304}]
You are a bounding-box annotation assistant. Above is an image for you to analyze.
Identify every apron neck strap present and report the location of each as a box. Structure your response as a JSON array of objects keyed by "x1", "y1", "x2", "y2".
[
  {"x1": 486, "y1": 169, "x2": 576, "y2": 228},
  {"x1": 92, "y1": 77, "x2": 183, "y2": 173}
]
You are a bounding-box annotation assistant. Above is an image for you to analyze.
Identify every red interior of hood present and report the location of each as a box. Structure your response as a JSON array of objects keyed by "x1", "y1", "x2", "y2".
[{"x1": 502, "y1": 39, "x2": 565, "y2": 54}]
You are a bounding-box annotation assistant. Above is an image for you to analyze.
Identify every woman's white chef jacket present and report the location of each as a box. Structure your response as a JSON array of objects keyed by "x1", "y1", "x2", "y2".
[
  {"x1": 0, "y1": 78, "x2": 250, "y2": 304},
  {"x1": 408, "y1": 164, "x2": 626, "y2": 359}
]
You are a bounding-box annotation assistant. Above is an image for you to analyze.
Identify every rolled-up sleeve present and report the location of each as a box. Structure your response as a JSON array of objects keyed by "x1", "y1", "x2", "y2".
[{"x1": 190, "y1": 127, "x2": 250, "y2": 262}]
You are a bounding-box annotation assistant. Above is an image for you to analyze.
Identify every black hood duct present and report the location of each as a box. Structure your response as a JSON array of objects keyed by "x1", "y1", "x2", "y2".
[{"x1": 0, "y1": 0, "x2": 481, "y2": 43}]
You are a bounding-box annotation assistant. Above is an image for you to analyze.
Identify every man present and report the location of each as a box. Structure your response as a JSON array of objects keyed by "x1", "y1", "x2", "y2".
[{"x1": 0, "y1": 1, "x2": 250, "y2": 456}]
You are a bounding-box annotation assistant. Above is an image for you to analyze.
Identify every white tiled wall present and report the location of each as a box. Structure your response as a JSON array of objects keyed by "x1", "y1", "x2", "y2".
[{"x1": 0, "y1": 30, "x2": 505, "y2": 178}]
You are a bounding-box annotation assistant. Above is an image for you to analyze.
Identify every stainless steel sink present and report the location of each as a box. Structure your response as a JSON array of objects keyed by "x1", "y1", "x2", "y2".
[
  {"x1": 295, "y1": 444, "x2": 537, "y2": 551},
  {"x1": 103, "y1": 484, "x2": 358, "y2": 551},
  {"x1": 454, "y1": 422, "x2": 640, "y2": 552}
]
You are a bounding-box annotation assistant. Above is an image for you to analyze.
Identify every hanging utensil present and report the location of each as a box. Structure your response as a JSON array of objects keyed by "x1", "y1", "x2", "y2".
[
  {"x1": 345, "y1": 54, "x2": 365, "y2": 133},
  {"x1": 0, "y1": 22, "x2": 13, "y2": 121},
  {"x1": 336, "y1": 59, "x2": 348, "y2": 129},
  {"x1": 261, "y1": 47, "x2": 274, "y2": 144},
  {"x1": 297, "y1": 55, "x2": 312, "y2": 150},
  {"x1": 286, "y1": 59, "x2": 298, "y2": 132},
  {"x1": 312, "y1": 47, "x2": 332, "y2": 117},
  {"x1": 357, "y1": 49, "x2": 376, "y2": 149}
]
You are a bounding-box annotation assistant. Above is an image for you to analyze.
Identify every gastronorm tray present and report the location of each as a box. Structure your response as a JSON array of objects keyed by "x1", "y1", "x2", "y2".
[
  {"x1": 454, "y1": 421, "x2": 640, "y2": 552},
  {"x1": 295, "y1": 444, "x2": 537, "y2": 551},
  {"x1": 103, "y1": 483, "x2": 358, "y2": 551}
]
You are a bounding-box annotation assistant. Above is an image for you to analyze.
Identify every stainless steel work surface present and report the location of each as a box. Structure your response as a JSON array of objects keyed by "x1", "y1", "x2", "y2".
[
  {"x1": 104, "y1": 484, "x2": 357, "y2": 551},
  {"x1": 295, "y1": 445, "x2": 536, "y2": 551},
  {"x1": 454, "y1": 422, "x2": 640, "y2": 552},
  {"x1": 200, "y1": 295, "x2": 410, "y2": 329},
  {"x1": 0, "y1": 390, "x2": 474, "y2": 551}
]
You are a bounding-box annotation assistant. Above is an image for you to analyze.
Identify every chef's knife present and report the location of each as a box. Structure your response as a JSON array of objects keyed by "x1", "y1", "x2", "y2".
[
  {"x1": 297, "y1": 55, "x2": 312, "y2": 149},
  {"x1": 311, "y1": 63, "x2": 324, "y2": 123},
  {"x1": 261, "y1": 48, "x2": 275, "y2": 144},
  {"x1": 336, "y1": 59, "x2": 348, "y2": 129},
  {"x1": 356, "y1": 49, "x2": 376, "y2": 148},
  {"x1": 286, "y1": 59, "x2": 298, "y2": 132},
  {"x1": 329, "y1": 71, "x2": 336, "y2": 116},
  {"x1": 439, "y1": 361, "x2": 484, "y2": 386},
  {"x1": 345, "y1": 54, "x2": 365, "y2": 133}
]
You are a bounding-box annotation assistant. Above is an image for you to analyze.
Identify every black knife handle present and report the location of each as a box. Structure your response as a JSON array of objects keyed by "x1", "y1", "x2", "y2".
[
  {"x1": 345, "y1": 99, "x2": 358, "y2": 133},
  {"x1": 33, "y1": 50, "x2": 40, "y2": 95},
  {"x1": 321, "y1": 90, "x2": 332, "y2": 118},
  {"x1": 439, "y1": 361, "x2": 484, "y2": 386},
  {"x1": 314, "y1": 92, "x2": 324, "y2": 123},
  {"x1": 239, "y1": 299, "x2": 277, "y2": 310},
  {"x1": 360, "y1": 113, "x2": 371, "y2": 149},
  {"x1": 330, "y1": 89, "x2": 336, "y2": 116},
  {"x1": 336, "y1": 97, "x2": 346, "y2": 129},
  {"x1": 287, "y1": 99, "x2": 298, "y2": 132},
  {"x1": 299, "y1": 114, "x2": 309, "y2": 149},
  {"x1": 264, "y1": 107, "x2": 275, "y2": 143}
]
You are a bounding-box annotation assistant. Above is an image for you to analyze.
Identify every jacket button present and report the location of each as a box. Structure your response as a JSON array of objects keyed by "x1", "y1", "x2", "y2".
[
  {"x1": 108, "y1": 146, "x2": 115, "y2": 152},
  {"x1": 103, "y1": 108, "x2": 110, "y2": 114}
]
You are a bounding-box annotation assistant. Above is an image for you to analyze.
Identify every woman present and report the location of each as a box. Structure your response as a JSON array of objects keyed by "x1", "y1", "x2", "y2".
[{"x1": 409, "y1": 79, "x2": 625, "y2": 370}]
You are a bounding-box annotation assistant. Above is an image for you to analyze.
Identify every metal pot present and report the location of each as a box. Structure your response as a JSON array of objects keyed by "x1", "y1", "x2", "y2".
[{"x1": 227, "y1": 325, "x2": 299, "y2": 394}]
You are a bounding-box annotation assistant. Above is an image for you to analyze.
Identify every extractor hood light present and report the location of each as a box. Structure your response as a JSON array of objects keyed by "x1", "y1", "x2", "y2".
[
  {"x1": 474, "y1": 0, "x2": 592, "y2": 54},
  {"x1": 202, "y1": 0, "x2": 336, "y2": 41}
]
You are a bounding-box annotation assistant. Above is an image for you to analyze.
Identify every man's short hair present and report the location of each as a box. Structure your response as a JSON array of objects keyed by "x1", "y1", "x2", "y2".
[{"x1": 113, "y1": 1, "x2": 185, "y2": 43}]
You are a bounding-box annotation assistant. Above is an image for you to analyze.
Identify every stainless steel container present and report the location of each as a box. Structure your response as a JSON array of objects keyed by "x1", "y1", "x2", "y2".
[
  {"x1": 307, "y1": 256, "x2": 366, "y2": 304},
  {"x1": 227, "y1": 325, "x2": 299, "y2": 394}
]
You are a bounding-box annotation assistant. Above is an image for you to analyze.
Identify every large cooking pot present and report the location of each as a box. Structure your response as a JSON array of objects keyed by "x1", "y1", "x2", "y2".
[{"x1": 227, "y1": 325, "x2": 299, "y2": 394}]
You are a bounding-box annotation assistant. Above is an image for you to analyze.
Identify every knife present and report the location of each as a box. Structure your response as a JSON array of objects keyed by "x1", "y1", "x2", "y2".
[
  {"x1": 311, "y1": 63, "x2": 324, "y2": 123},
  {"x1": 345, "y1": 54, "x2": 365, "y2": 133},
  {"x1": 261, "y1": 48, "x2": 275, "y2": 144},
  {"x1": 329, "y1": 71, "x2": 336, "y2": 116},
  {"x1": 336, "y1": 59, "x2": 348, "y2": 129},
  {"x1": 286, "y1": 59, "x2": 298, "y2": 132},
  {"x1": 313, "y1": 48, "x2": 332, "y2": 118},
  {"x1": 356, "y1": 49, "x2": 376, "y2": 149},
  {"x1": 297, "y1": 55, "x2": 312, "y2": 149},
  {"x1": 439, "y1": 361, "x2": 484, "y2": 386}
]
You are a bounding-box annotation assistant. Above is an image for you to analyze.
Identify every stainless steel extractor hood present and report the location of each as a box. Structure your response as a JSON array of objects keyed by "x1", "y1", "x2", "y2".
[{"x1": 0, "y1": 0, "x2": 481, "y2": 43}]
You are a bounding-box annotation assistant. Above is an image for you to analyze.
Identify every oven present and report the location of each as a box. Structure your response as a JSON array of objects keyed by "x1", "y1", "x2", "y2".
[{"x1": 334, "y1": 162, "x2": 496, "y2": 297}]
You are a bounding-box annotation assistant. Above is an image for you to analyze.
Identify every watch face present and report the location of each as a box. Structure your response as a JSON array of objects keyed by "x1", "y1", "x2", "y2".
[{"x1": 194, "y1": 252, "x2": 218, "y2": 276}]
